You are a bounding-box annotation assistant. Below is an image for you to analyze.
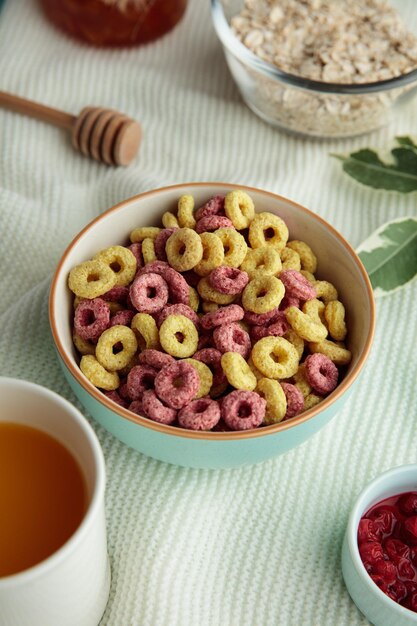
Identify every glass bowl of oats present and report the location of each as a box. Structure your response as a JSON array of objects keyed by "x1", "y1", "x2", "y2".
[{"x1": 211, "y1": 0, "x2": 417, "y2": 138}]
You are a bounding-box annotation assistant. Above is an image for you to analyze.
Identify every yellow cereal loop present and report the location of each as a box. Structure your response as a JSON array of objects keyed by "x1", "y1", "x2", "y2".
[
  {"x1": 68, "y1": 260, "x2": 116, "y2": 299},
  {"x1": 202, "y1": 301, "x2": 219, "y2": 313},
  {"x1": 177, "y1": 194, "x2": 196, "y2": 229},
  {"x1": 283, "y1": 329, "x2": 305, "y2": 359},
  {"x1": 130, "y1": 226, "x2": 161, "y2": 243},
  {"x1": 188, "y1": 286, "x2": 200, "y2": 312},
  {"x1": 159, "y1": 314, "x2": 198, "y2": 358},
  {"x1": 287, "y1": 240, "x2": 317, "y2": 273},
  {"x1": 80, "y1": 355, "x2": 120, "y2": 391},
  {"x1": 131, "y1": 313, "x2": 160, "y2": 350},
  {"x1": 224, "y1": 190, "x2": 255, "y2": 230},
  {"x1": 302, "y1": 298, "x2": 326, "y2": 325},
  {"x1": 214, "y1": 228, "x2": 247, "y2": 268},
  {"x1": 300, "y1": 270, "x2": 316, "y2": 283},
  {"x1": 280, "y1": 247, "x2": 301, "y2": 271},
  {"x1": 73, "y1": 331, "x2": 95, "y2": 356},
  {"x1": 197, "y1": 277, "x2": 236, "y2": 305},
  {"x1": 184, "y1": 358, "x2": 213, "y2": 399},
  {"x1": 142, "y1": 238, "x2": 157, "y2": 264},
  {"x1": 166, "y1": 228, "x2": 203, "y2": 272},
  {"x1": 325, "y1": 300, "x2": 347, "y2": 341},
  {"x1": 240, "y1": 246, "x2": 282, "y2": 278},
  {"x1": 162, "y1": 211, "x2": 179, "y2": 229},
  {"x1": 251, "y1": 337, "x2": 299, "y2": 379},
  {"x1": 313, "y1": 280, "x2": 338, "y2": 304},
  {"x1": 285, "y1": 306, "x2": 328, "y2": 343},
  {"x1": 221, "y1": 352, "x2": 257, "y2": 391},
  {"x1": 304, "y1": 393, "x2": 323, "y2": 410},
  {"x1": 248, "y1": 212, "x2": 289, "y2": 251},
  {"x1": 293, "y1": 363, "x2": 312, "y2": 398},
  {"x1": 308, "y1": 339, "x2": 352, "y2": 365},
  {"x1": 94, "y1": 245, "x2": 137, "y2": 287},
  {"x1": 95, "y1": 325, "x2": 138, "y2": 372},
  {"x1": 247, "y1": 356, "x2": 264, "y2": 381},
  {"x1": 194, "y1": 232, "x2": 224, "y2": 276},
  {"x1": 242, "y1": 275, "x2": 285, "y2": 314},
  {"x1": 256, "y1": 378, "x2": 287, "y2": 424}
]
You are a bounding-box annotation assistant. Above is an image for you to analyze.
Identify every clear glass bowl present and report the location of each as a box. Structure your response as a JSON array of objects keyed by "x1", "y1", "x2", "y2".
[{"x1": 211, "y1": 0, "x2": 417, "y2": 138}]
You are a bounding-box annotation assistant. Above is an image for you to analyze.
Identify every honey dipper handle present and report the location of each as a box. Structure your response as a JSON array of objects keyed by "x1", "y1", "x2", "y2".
[{"x1": 0, "y1": 91, "x2": 75, "y2": 130}]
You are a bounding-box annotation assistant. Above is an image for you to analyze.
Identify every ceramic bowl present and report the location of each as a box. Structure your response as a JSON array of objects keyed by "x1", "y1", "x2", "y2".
[
  {"x1": 342, "y1": 465, "x2": 417, "y2": 626},
  {"x1": 49, "y1": 183, "x2": 375, "y2": 469}
]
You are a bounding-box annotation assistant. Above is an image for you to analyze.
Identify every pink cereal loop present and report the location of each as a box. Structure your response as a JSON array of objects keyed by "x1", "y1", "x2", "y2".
[
  {"x1": 126, "y1": 365, "x2": 158, "y2": 400},
  {"x1": 74, "y1": 298, "x2": 110, "y2": 342},
  {"x1": 178, "y1": 398, "x2": 221, "y2": 430},
  {"x1": 155, "y1": 361, "x2": 200, "y2": 409},
  {"x1": 244, "y1": 306, "x2": 282, "y2": 326},
  {"x1": 129, "y1": 272, "x2": 169, "y2": 314},
  {"x1": 142, "y1": 389, "x2": 177, "y2": 425},
  {"x1": 102, "y1": 286, "x2": 129, "y2": 305},
  {"x1": 157, "y1": 304, "x2": 199, "y2": 329},
  {"x1": 128, "y1": 398, "x2": 147, "y2": 417},
  {"x1": 279, "y1": 270, "x2": 316, "y2": 301},
  {"x1": 208, "y1": 266, "x2": 249, "y2": 295},
  {"x1": 195, "y1": 195, "x2": 225, "y2": 221},
  {"x1": 110, "y1": 309, "x2": 135, "y2": 327},
  {"x1": 139, "y1": 261, "x2": 190, "y2": 305},
  {"x1": 195, "y1": 215, "x2": 235, "y2": 234},
  {"x1": 304, "y1": 353, "x2": 338, "y2": 395},
  {"x1": 200, "y1": 304, "x2": 244, "y2": 330},
  {"x1": 280, "y1": 383, "x2": 304, "y2": 418},
  {"x1": 154, "y1": 228, "x2": 177, "y2": 261},
  {"x1": 250, "y1": 313, "x2": 289, "y2": 341},
  {"x1": 221, "y1": 390, "x2": 266, "y2": 430},
  {"x1": 279, "y1": 295, "x2": 301, "y2": 311},
  {"x1": 213, "y1": 322, "x2": 251, "y2": 358},
  {"x1": 128, "y1": 243, "x2": 143, "y2": 271},
  {"x1": 104, "y1": 390, "x2": 129, "y2": 409},
  {"x1": 138, "y1": 349, "x2": 175, "y2": 370},
  {"x1": 193, "y1": 348, "x2": 227, "y2": 386}
]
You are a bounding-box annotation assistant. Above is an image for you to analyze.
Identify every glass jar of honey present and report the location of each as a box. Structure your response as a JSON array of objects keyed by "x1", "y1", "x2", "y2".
[{"x1": 39, "y1": 0, "x2": 187, "y2": 47}]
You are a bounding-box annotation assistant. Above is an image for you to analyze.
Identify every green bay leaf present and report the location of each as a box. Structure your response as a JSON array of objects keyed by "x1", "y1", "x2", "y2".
[{"x1": 357, "y1": 217, "x2": 417, "y2": 296}]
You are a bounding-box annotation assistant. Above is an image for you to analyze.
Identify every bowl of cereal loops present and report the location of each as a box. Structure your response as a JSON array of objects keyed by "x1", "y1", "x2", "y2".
[
  {"x1": 211, "y1": 0, "x2": 417, "y2": 138},
  {"x1": 49, "y1": 183, "x2": 375, "y2": 469},
  {"x1": 342, "y1": 465, "x2": 417, "y2": 626}
]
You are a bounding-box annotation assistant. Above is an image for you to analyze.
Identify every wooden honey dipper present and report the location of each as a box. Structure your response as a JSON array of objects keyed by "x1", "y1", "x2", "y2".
[{"x1": 0, "y1": 90, "x2": 142, "y2": 166}]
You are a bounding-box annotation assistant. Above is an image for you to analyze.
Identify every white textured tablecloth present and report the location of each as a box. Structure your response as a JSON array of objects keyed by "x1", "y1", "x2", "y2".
[{"x1": 1, "y1": 1, "x2": 417, "y2": 624}]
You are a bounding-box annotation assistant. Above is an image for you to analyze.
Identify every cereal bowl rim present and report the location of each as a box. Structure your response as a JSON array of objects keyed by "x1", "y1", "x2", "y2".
[
  {"x1": 211, "y1": 0, "x2": 417, "y2": 95},
  {"x1": 49, "y1": 182, "x2": 375, "y2": 442}
]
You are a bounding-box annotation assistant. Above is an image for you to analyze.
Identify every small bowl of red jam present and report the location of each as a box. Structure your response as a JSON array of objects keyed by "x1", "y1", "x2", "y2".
[{"x1": 342, "y1": 465, "x2": 417, "y2": 626}]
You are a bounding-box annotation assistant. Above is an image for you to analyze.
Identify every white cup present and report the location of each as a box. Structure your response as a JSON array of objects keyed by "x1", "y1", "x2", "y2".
[{"x1": 0, "y1": 377, "x2": 110, "y2": 626}]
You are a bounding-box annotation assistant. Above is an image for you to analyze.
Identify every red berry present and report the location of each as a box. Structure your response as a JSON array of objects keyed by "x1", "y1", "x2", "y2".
[
  {"x1": 369, "y1": 506, "x2": 396, "y2": 535},
  {"x1": 372, "y1": 559, "x2": 397, "y2": 585},
  {"x1": 398, "y1": 493, "x2": 417, "y2": 517},
  {"x1": 384, "y1": 538, "x2": 410, "y2": 563},
  {"x1": 359, "y1": 542, "x2": 384, "y2": 570},
  {"x1": 403, "y1": 516, "x2": 417, "y2": 546},
  {"x1": 387, "y1": 579, "x2": 407, "y2": 603},
  {"x1": 358, "y1": 518, "x2": 381, "y2": 544},
  {"x1": 397, "y1": 558, "x2": 415, "y2": 580}
]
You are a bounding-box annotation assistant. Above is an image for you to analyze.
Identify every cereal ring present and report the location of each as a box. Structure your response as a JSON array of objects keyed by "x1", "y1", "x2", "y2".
[
  {"x1": 300, "y1": 270, "x2": 316, "y2": 284},
  {"x1": 280, "y1": 383, "x2": 304, "y2": 418},
  {"x1": 283, "y1": 329, "x2": 305, "y2": 360},
  {"x1": 96, "y1": 325, "x2": 138, "y2": 371},
  {"x1": 129, "y1": 272, "x2": 169, "y2": 314},
  {"x1": 308, "y1": 339, "x2": 352, "y2": 365},
  {"x1": 102, "y1": 285, "x2": 129, "y2": 306},
  {"x1": 104, "y1": 390, "x2": 129, "y2": 409},
  {"x1": 279, "y1": 270, "x2": 317, "y2": 301},
  {"x1": 244, "y1": 306, "x2": 282, "y2": 326},
  {"x1": 287, "y1": 241, "x2": 317, "y2": 273},
  {"x1": 304, "y1": 393, "x2": 323, "y2": 410},
  {"x1": 128, "y1": 243, "x2": 143, "y2": 271},
  {"x1": 178, "y1": 398, "x2": 221, "y2": 431},
  {"x1": 285, "y1": 306, "x2": 328, "y2": 342},
  {"x1": 201, "y1": 302, "x2": 219, "y2": 314},
  {"x1": 324, "y1": 300, "x2": 347, "y2": 341},
  {"x1": 138, "y1": 349, "x2": 176, "y2": 370},
  {"x1": 293, "y1": 363, "x2": 312, "y2": 398},
  {"x1": 142, "y1": 238, "x2": 157, "y2": 264},
  {"x1": 195, "y1": 195, "x2": 225, "y2": 221},
  {"x1": 80, "y1": 355, "x2": 119, "y2": 390},
  {"x1": 162, "y1": 211, "x2": 179, "y2": 229},
  {"x1": 221, "y1": 352, "x2": 257, "y2": 391},
  {"x1": 188, "y1": 286, "x2": 199, "y2": 312},
  {"x1": 193, "y1": 348, "x2": 227, "y2": 386},
  {"x1": 304, "y1": 353, "x2": 338, "y2": 395},
  {"x1": 197, "y1": 277, "x2": 236, "y2": 305},
  {"x1": 155, "y1": 361, "x2": 199, "y2": 409},
  {"x1": 183, "y1": 358, "x2": 213, "y2": 399},
  {"x1": 256, "y1": 378, "x2": 287, "y2": 424},
  {"x1": 142, "y1": 390, "x2": 177, "y2": 425},
  {"x1": 313, "y1": 280, "x2": 338, "y2": 304},
  {"x1": 166, "y1": 228, "x2": 203, "y2": 272},
  {"x1": 251, "y1": 336, "x2": 299, "y2": 379},
  {"x1": 194, "y1": 232, "x2": 225, "y2": 277},
  {"x1": 131, "y1": 313, "x2": 160, "y2": 350},
  {"x1": 128, "y1": 398, "x2": 147, "y2": 417},
  {"x1": 157, "y1": 304, "x2": 199, "y2": 329},
  {"x1": 72, "y1": 330, "x2": 95, "y2": 356},
  {"x1": 250, "y1": 313, "x2": 289, "y2": 341},
  {"x1": 302, "y1": 298, "x2": 326, "y2": 324},
  {"x1": 209, "y1": 381, "x2": 229, "y2": 399},
  {"x1": 154, "y1": 228, "x2": 177, "y2": 261},
  {"x1": 279, "y1": 294, "x2": 300, "y2": 311},
  {"x1": 224, "y1": 190, "x2": 255, "y2": 230},
  {"x1": 221, "y1": 390, "x2": 266, "y2": 430},
  {"x1": 130, "y1": 226, "x2": 161, "y2": 243},
  {"x1": 248, "y1": 212, "x2": 289, "y2": 251},
  {"x1": 240, "y1": 246, "x2": 282, "y2": 279},
  {"x1": 280, "y1": 247, "x2": 301, "y2": 271},
  {"x1": 74, "y1": 298, "x2": 110, "y2": 342},
  {"x1": 242, "y1": 275, "x2": 285, "y2": 314},
  {"x1": 208, "y1": 267, "x2": 249, "y2": 295},
  {"x1": 195, "y1": 215, "x2": 235, "y2": 234},
  {"x1": 214, "y1": 228, "x2": 247, "y2": 268},
  {"x1": 197, "y1": 329, "x2": 214, "y2": 350},
  {"x1": 109, "y1": 309, "x2": 135, "y2": 327},
  {"x1": 247, "y1": 355, "x2": 264, "y2": 381},
  {"x1": 68, "y1": 259, "x2": 116, "y2": 299},
  {"x1": 94, "y1": 245, "x2": 137, "y2": 287},
  {"x1": 177, "y1": 194, "x2": 196, "y2": 229},
  {"x1": 126, "y1": 365, "x2": 158, "y2": 400},
  {"x1": 140, "y1": 261, "x2": 190, "y2": 305},
  {"x1": 200, "y1": 304, "x2": 245, "y2": 330},
  {"x1": 214, "y1": 323, "x2": 251, "y2": 358},
  {"x1": 159, "y1": 314, "x2": 198, "y2": 358}
]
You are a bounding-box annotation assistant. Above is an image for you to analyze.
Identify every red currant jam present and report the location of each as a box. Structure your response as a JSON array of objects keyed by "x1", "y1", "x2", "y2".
[{"x1": 358, "y1": 492, "x2": 417, "y2": 612}]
